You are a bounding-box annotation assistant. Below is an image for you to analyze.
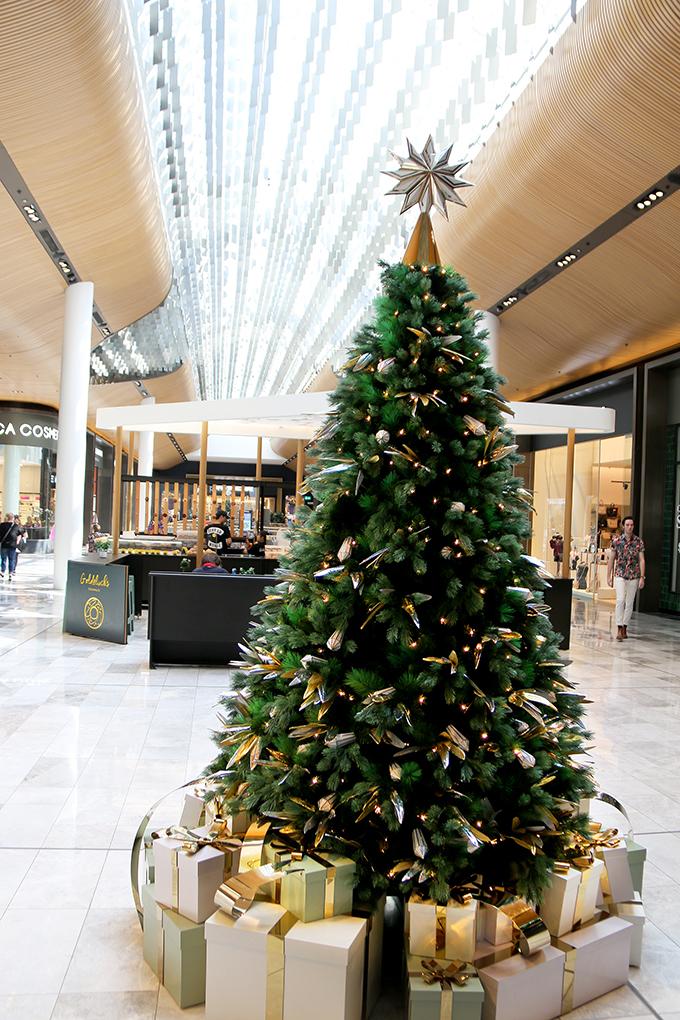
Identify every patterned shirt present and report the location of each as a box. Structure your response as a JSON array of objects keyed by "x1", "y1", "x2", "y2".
[{"x1": 611, "y1": 534, "x2": 645, "y2": 579}]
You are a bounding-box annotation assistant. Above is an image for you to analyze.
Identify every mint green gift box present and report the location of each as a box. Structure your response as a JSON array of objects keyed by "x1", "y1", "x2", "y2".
[
  {"x1": 276, "y1": 852, "x2": 356, "y2": 923},
  {"x1": 162, "y1": 906, "x2": 206, "y2": 1008},
  {"x1": 141, "y1": 882, "x2": 206, "y2": 1008},
  {"x1": 625, "y1": 838, "x2": 646, "y2": 896},
  {"x1": 142, "y1": 883, "x2": 162, "y2": 976}
]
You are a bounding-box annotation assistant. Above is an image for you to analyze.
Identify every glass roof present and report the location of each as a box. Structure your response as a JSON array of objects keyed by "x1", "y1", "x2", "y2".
[{"x1": 124, "y1": 0, "x2": 585, "y2": 401}]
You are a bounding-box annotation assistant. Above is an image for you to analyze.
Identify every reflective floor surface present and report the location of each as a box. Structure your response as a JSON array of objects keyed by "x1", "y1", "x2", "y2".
[{"x1": 0, "y1": 554, "x2": 678, "y2": 1019}]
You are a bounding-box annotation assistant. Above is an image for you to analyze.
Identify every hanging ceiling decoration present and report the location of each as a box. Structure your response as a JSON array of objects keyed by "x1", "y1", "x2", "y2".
[{"x1": 126, "y1": 0, "x2": 585, "y2": 401}]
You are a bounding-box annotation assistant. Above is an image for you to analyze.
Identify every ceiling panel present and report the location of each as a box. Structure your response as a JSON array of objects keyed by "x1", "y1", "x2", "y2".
[{"x1": 436, "y1": 0, "x2": 680, "y2": 397}]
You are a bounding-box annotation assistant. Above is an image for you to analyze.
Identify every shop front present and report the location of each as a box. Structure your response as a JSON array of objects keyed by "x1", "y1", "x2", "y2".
[{"x1": 0, "y1": 404, "x2": 58, "y2": 549}]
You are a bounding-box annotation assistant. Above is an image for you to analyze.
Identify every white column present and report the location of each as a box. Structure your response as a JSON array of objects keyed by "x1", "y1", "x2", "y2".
[
  {"x1": 137, "y1": 397, "x2": 155, "y2": 531},
  {"x1": 53, "y1": 282, "x2": 94, "y2": 590},
  {"x1": 478, "y1": 310, "x2": 500, "y2": 373},
  {"x1": 2, "y1": 444, "x2": 22, "y2": 517}
]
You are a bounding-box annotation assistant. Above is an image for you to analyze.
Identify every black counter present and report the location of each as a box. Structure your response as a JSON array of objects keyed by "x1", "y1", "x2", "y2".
[{"x1": 148, "y1": 572, "x2": 273, "y2": 667}]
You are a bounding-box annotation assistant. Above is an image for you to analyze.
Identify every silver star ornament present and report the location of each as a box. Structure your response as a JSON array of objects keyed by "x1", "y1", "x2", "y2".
[{"x1": 383, "y1": 136, "x2": 473, "y2": 220}]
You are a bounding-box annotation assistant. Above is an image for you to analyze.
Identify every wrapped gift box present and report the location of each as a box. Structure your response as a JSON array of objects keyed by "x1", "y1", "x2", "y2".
[
  {"x1": 603, "y1": 894, "x2": 645, "y2": 967},
  {"x1": 142, "y1": 883, "x2": 163, "y2": 977},
  {"x1": 162, "y1": 905, "x2": 207, "y2": 1008},
  {"x1": 480, "y1": 903, "x2": 514, "y2": 946},
  {"x1": 403, "y1": 958, "x2": 483, "y2": 1020},
  {"x1": 263, "y1": 848, "x2": 356, "y2": 923},
  {"x1": 477, "y1": 945, "x2": 565, "y2": 1020},
  {"x1": 283, "y1": 913, "x2": 367, "y2": 1020},
  {"x1": 537, "y1": 859, "x2": 603, "y2": 936},
  {"x1": 205, "y1": 900, "x2": 291, "y2": 1020},
  {"x1": 353, "y1": 896, "x2": 385, "y2": 1020},
  {"x1": 624, "y1": 838, "x2": 646, "y2": 896},
  {"x1": 595, "y1": 843, "x2": 635, "y2": 903},
  {"x1": 179, "y1": 790, "x2": 206, "y2": 828},
  {"x1": 408, "y1": 896, "x2": 478, "y2": 962},
  {"x1": 558, "y1": 914, "x2": 632, "y2": 1010},
  {"x1": 142, "y1": 883, "x2": 206, "y2": 1008},
  {"x1": 154, "y1": 830, "x2": 239, "y2": 923}
]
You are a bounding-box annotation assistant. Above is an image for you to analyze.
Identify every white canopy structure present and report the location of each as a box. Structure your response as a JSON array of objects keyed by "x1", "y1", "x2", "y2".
[{"x1": 96, "y1": 394, "x2": 615, "y2": 562}]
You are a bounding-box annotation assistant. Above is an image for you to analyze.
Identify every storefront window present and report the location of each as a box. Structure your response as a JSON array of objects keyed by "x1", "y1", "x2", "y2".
[
  {"x1": 0, "y1": 407, "x2": 59, "y2": 540},
  {"x1": 531, "y1": 433, "x2": 632, "y2": 601}
]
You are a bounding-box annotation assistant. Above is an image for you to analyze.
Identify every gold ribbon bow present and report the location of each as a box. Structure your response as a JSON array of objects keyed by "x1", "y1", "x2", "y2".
[
  {"x1": 418, "y1": 959, "x2": 473, "y2": 1020},
  {"x1": 154, "y1": 821, "x2": 243, "y2": 857}
]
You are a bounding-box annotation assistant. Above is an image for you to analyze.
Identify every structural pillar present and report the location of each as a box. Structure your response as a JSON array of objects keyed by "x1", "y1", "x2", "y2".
[
  {"x1": 562, "y1": 428, "x2": 576, "y2": 579},
  {"x1": 2, "y1": 444, "x2": 21, "y2": 517},
  {"x1": 137, "y1": 396, "x2": 155, "y2": 532},
  {"x1": 53, "y1": 282, "x2": 94, "y2": 590},
  {"x1": 112, "y1": 426, "x2": 123, "y2": 556},
  {"x1": 478, "y1": 311, "x2": 500, "y2": 373},
  {"x1": 196, "y1": 422, "x2": 208, "y2": 561},
  {"x1": 295, "y1": 440, "x2": 305, "y2": 509}
]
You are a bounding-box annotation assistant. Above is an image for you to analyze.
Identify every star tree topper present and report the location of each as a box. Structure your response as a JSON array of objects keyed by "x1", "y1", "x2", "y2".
[{"x1": 383, "y1": 135, "x2": 473, "y2": 220}]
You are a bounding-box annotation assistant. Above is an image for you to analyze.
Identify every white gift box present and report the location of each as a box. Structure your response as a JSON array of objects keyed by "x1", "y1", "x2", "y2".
[
  {"x1": 558, "y1": 915, "x2": 632, "y2": 1009},
  {"x1": 477, "y1": 945, "x2": 566, "y2": 1020},
  {"x1": 155, "y1": 829, "x2": 238, "y2": 923},
  {"x1": 408, "y1": 896, "x2": 478, "y2": 962},
  {"x1": 537, "y1": 868, "x2": 580, "y2": 937},
  {"x1": 480, "y1": 903, "x2": 515, "y2": 946},
  {"x1": 595, "y1": 844, "x2": 635, "y2": 903},
  {"x1": 537, "y1": 860, "x2": 604, "y2": 936},
  {"x1": 205, "y1": 900, "x2": 290, "y2": 1020},
  {"x1": 603, "y1": 894, "x2": 645, "y2": 967},
  {"x1": 178, "y1": 844, "x2": 228, "y2": 923},
  {"x1": 179, "y1": 790, "x2": 205, "y2": 828},
  {"x1": 283, "y1": 914, "x2": 367, "y2": 1020},
  {"x1": 353, "y1": 896, "x2": 385, "y2": 1019}
]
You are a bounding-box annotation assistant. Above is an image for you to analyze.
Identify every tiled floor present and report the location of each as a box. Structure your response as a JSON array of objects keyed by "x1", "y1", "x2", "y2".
[{"x1": 0, "y1": 555, "x2": 678, "y2": 1019}]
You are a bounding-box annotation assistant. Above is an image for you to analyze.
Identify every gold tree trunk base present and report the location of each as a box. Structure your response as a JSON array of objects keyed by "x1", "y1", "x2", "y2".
[{"x1": 403, "y1": 212, "x2": 441, "y2": 265}]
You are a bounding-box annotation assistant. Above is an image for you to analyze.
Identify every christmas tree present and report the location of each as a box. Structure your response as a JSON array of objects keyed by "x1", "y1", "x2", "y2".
[{"x1": 206, "y1": 140, "x2": 595, "y2": 909}]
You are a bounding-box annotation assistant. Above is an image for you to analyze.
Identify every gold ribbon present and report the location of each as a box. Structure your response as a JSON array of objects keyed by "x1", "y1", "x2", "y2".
[
  {"x1": 552, "y1": 934, "x2": 578, "y2": 1013},
  {"x1": 499, "y1": 900, "x2": 551, "y2": 957},
  {"x1": 216, "y1": 864, "x2": 288, "y2": 919},
  {"x1": 240, "y1": 821, "x2": 272, "y2": 871}
]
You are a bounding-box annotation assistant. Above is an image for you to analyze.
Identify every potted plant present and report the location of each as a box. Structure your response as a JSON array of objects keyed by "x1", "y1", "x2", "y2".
[{"x1": 94, "y1": 536, "x2": 112, "y2": 558}]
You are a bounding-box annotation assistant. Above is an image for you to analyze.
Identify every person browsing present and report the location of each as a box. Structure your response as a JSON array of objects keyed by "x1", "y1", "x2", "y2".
[{"x1": 607, "y1": 515, "x2": 645, "y2": 641}]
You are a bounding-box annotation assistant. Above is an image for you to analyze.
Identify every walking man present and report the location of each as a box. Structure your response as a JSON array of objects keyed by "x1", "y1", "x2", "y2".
[{"x1": 607, "y1": 516, "x2": 645, "y2": 641}]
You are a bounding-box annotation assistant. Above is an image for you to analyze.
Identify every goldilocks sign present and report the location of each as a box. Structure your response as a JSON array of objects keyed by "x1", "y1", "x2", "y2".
[{"x1": 63, "y1": 560, "x2": 128, "y2": 644}]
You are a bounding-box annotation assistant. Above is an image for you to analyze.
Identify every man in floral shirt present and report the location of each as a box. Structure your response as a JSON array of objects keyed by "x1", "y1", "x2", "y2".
[{"x1": 607, "y1": 516, "x2": 645, "y2": 641}]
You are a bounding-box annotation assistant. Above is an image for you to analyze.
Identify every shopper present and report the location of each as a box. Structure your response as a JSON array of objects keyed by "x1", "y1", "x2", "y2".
[
  {"x1": 192, "y1": 551, "x2": 228, "y2": 573},
  {"x1": 607, "y1": 515, "x2": 645, "y2": 641},
  {"x1": 204, "y1": 509, "x2": 232, "y2": 555},
  {"x1": 246, "y1": 530, "x2": 267, "y2": 557},
  {"x1": 0, "y1": 513, "x2": 26, "y2": 582}
]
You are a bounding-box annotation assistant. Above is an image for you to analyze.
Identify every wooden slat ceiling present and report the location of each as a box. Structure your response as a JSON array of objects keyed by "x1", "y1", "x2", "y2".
[
  {"x1": 2, "y1": 0, "x2": 680, "y2": 437},
  {"x1": 0, "y1": 0, "x2": 172, "y2": 405},
  {"x1": 436, "y1": 0, "x2": 680, "y2": 400}
]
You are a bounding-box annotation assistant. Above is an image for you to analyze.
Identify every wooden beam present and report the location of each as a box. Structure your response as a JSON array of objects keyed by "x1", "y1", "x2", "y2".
[
  {"x1": 562, "y1": 428, "x2": 575, "y2": 579},
  {"x1": 112, "y1": 426, "x2": 123, "y2": 556},
  {"x1": 196, "y1": 421, "x2": 209, "y2": 561}
]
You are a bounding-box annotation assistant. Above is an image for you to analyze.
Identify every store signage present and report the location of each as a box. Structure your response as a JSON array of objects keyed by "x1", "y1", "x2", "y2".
[
  {"x1": 63, "y1": 560, "x2": 128, "y2": 644},
  {"x1": 0, "y1": 410, "x2": 59, "y2": 450}
]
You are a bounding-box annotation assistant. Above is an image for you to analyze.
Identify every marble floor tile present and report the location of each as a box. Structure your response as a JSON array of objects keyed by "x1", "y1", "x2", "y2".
[
  {"x1": 60, "y1": 907, "x2": 156, "y2": 993},
  {"x1": 0, "y1": 907, "x2": 87, "y2": 994},
  {"x1": 51, "y1": 991, "x2": 158, "y2": 1020},
  {"x1": 10, "y1": 848, "x2": 107, "y2": 909},
  {"x1": 0, "y1": 994, "x2": 58, "y2": 1019}
]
